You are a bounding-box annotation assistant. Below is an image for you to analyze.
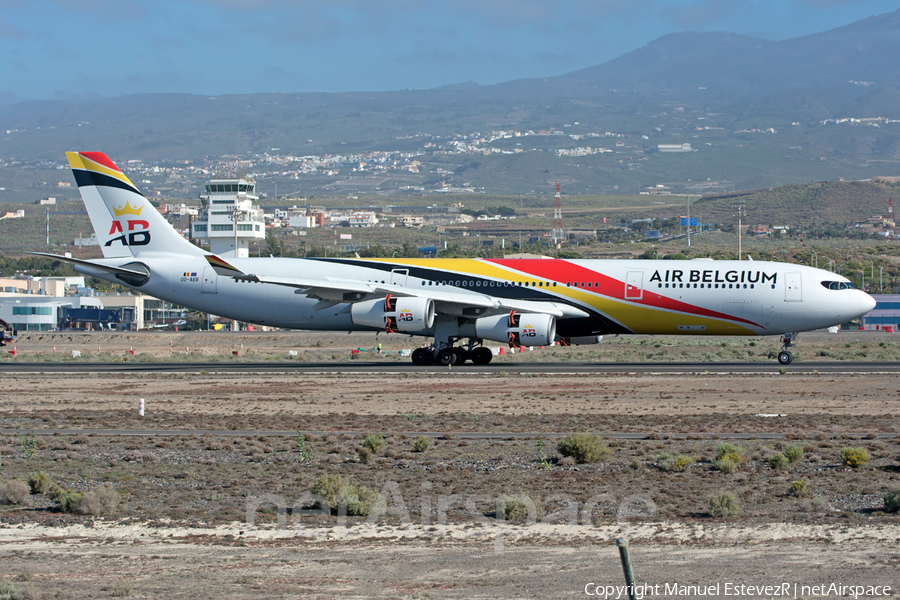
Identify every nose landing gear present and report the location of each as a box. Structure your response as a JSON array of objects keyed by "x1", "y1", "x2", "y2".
[{"x1": 777, "y1": 333, "x2": 797, "y2": 365}]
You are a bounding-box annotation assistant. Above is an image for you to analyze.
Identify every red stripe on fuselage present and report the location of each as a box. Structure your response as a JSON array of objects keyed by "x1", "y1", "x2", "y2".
[{"x1": 486, "y1": 259, "x2": 760, "y2": 327}]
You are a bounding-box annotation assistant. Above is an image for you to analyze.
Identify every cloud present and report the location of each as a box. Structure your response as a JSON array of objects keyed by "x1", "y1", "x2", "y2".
[
  {"x1": 797, "y1": 0, "x2": 867, "y2": 6},
  {"x1": 665, "y1": 0, "x2": 739, "y2": 30},
  {"x1": 0, "y1": 18, "x2": 26, "y2": 39},
  {"x1": 533, "y1": 51, "x2": 574, "y2": 65},
  {"x1": 50, "y1": 0, "x2": 145, "y2": 20},
  {"x1": 395, "y1": 48, "x2": 461, "y2": 65}
]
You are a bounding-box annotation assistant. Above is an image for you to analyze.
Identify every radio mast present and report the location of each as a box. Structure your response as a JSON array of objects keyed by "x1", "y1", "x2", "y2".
[{"x1": 551, "y1": 182, "x2": 563, "y2": 244}]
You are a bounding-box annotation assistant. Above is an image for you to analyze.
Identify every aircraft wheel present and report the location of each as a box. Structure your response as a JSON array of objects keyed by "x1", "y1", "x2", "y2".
[
  {"x1": 470, "y1": 347, "x2": 493, "y2": 365},
  {"x1": 777, "y1": 350, "x2": 793, "y2": 365},
  {"x1": 411, "y1": 348, "x2": 433, "y2": 366},
  {"x1": 453, "y1": 348, "x2": 469, "y2": 364},
  {"x1": 436, "y1": 348, "x2": 457, "y2": 366}
]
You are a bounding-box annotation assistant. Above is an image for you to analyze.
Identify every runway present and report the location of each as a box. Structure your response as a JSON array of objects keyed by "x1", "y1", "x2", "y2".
[
  {"x1": 0, "y1": 360, "x2": 898, "y2": 374},
  {"x1": 2, "y1": 428, "x2": 896, "y2": 440}
]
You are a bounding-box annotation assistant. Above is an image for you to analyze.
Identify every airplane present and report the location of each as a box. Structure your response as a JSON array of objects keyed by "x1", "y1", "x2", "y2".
[{"x1": 31, "y1": 151, "x2": 876, "y2": 367}]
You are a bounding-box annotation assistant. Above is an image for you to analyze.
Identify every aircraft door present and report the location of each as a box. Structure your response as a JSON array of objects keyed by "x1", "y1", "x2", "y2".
[
  {"x1": 625, "y1": 271, "x2": 643, "y2": 300},
  {"x1": 201, "y1": 266, "x2": 218, "y2": 294},
  {"x1": 391, "y1": 268, "x2": 409, "y2": 287},
  {"x1": 785, "y1": 272, "x2": 801, "y2": 302}
]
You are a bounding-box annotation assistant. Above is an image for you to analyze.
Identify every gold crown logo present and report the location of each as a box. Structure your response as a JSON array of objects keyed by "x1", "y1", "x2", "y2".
[{"x1": 113, "y1": 201, "x2": 143, "y2": 217}]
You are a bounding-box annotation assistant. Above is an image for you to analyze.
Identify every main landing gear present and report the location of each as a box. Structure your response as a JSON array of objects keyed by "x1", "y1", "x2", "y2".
[
  {"x1": 777, "y1": 332, "x2": 797, "y2": 365},
  {"x1": 410, "y1": 341, "x2": 494, "y2": 366}
]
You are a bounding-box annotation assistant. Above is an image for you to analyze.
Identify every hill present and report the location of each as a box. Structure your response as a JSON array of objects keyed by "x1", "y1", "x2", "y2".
[{"x1": 0, "y1": 9, "x2": 899, "y2": 198}]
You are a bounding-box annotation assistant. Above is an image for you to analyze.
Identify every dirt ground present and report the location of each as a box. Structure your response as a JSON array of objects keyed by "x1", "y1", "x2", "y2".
[
  {"x1": 5, "y1": 328, "x2": 900, "y2": 363},
  {"x1": 0, "y1": 331, "x2": 899, "y2": 599}
]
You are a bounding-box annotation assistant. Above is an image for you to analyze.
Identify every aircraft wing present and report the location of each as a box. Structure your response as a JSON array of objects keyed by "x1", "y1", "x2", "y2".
[{"x1": 204, "y1": 255, "x2": 588, "y2": 319}]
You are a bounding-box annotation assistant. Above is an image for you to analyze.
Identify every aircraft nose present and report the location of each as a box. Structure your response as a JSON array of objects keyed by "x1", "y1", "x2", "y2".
[{"x1": 860, "y1": 292, "x2": 876, "y2": 316}]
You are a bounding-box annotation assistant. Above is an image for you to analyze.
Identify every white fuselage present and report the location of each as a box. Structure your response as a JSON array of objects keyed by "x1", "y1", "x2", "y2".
[{"x1": 78, "y1": 256, "x2": 875, "y2": 337}]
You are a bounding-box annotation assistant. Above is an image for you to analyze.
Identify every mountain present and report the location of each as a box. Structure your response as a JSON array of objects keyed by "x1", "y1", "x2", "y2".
[
  {"x1": 490, "y1": 8, "x2": 900, "y2": 115},
  {"x1": 0, "y1": 9, "x2": 898, "y2": 196}
]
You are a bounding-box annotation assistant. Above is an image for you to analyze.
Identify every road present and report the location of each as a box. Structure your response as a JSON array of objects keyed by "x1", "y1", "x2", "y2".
[{"x1": 0, "y1": 360, "x2": 898, "y2": 374}]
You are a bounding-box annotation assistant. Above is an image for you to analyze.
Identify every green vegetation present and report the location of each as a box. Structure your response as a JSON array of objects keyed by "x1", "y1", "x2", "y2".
[
  {"x1": 0, "y1": 579, "x2": 25, "y2": 600},
  {"x1": 16, "y1": 428, "x2": 37, "y2": 458},
  {"x1": 295, "y1": 433, "x2": 314, "y2": 462},
  {"x1": 557, "y1": 433, "x2": 612, "y2": 464},
  {"x1": 657, "y1": 453, "x2": 695, "y2": 472},
  {"x1": 496, "y1": 494, "x2": 542, "y2": 523},
  {"x1": 362, "y1": 433, "x2": 386, "y2": 453},
  {"x1": 884, "y1": 489, "x2": 900, "y2": 513},
  {"x1": 311, "y1": 474, "x2": 378, "y2": 517},
  {"x1": 411, "y1": 435, "x2": 432, "y2": 453},
  {"x1": 788, "y1": 479, "x2": 811, "y2": 498},
  {"x1": 27, "y1": 471, "x2": 50, "y2": 495},
  {"x1": 783, "y1": 444, "x2": 804, "y2": 463},
  {"x1": 707, "y1": 491, "x2": 741, "y2": 518},
  {"x1": 713, "y1": 442, "x2": 746, "y2": 474},
  {"x1": 840, "y1": 447, "x2": 869, "y2": 469},
  {"x1": 769, "y1": 453, "x2": 789, "y2": 469},
  {"x1": 48, "y1": 485, "x2": 83, "y2": 513}
]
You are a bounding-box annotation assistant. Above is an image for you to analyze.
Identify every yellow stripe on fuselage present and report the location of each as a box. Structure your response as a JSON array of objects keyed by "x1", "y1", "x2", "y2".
[{"x1": 365, "y1": 258, "x2": 756, "y2": 335}]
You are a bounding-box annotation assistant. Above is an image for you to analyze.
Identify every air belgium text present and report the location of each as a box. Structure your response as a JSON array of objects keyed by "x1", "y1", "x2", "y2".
[{"x1": 649, "y1": 269, "x2": 777, "y2": 285}]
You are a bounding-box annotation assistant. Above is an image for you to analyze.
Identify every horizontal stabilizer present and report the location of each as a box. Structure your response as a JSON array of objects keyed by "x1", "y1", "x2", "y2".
[{"x1": 26, "y1": 252, "x2": 149, "y2": 279}]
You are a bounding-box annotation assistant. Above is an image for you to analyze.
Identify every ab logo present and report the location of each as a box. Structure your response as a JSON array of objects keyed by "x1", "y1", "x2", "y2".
[{"x1": 106, "y1": 201, "x2": 151, "y2": 247}]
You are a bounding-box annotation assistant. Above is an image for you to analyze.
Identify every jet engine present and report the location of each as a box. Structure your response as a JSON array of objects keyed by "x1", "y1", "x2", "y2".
[
  {"x1": 350, "y1": 295, "x2": 435, "y2": 332},
  {"x1": 475, "y1": 312, "x2": 556, "y2": 347}
]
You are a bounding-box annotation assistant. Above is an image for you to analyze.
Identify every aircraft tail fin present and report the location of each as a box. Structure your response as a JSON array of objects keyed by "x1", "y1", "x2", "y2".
[{"x1": 67, "y1": 151, "x2": 204, "y2": 258}]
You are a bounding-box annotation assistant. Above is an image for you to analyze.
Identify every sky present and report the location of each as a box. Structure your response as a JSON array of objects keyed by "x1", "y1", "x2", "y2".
[{"x1": 0, "y1": 0, "x2": 897, "y2": 103}]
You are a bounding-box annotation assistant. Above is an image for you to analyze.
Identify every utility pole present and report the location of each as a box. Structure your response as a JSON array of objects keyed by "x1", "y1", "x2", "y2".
[
  {"x1": 686, "y1": 196, "x2": 691, "y2": 247},
  {"x1": 732, "y1": 199, "x2": 746, "y2": 260}
]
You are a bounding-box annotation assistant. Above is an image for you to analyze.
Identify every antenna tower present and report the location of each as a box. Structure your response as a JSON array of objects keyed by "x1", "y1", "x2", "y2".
[
  {"x1": 889, "y1": 197, "x2": 895, "y2": 240},
  {"x1": 551, "y1": 182, "x2": 563, "y2": 244}
]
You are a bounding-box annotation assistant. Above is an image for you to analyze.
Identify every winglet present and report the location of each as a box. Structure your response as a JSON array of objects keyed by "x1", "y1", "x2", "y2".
[{"x1": 205, "y1": 254, "x2": 247, "y2": 277}]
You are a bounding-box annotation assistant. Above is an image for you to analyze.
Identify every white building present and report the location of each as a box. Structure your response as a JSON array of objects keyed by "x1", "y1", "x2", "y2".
[
  {"x1": 289, "y1": 215, "x2": 315, "y2": 228},
  {"x1": 657, "y1": 143, "x2": 693, "y2": 153},
  {"x1": 348, "y1": 212, "x2": 378, "y2": 227},
  {"x1": 191, "y1": 178, "x2": 266, "y2": 257}
]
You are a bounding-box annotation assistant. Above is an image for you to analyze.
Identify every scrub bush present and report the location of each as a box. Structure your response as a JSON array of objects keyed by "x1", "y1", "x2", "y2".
[
  {"x1": 840, "y1": 447, "x2": 869, "y2": 469},
  {"x1": 884, "y1": 489, "x2": 900, "y2": 513},
  {"x1": 769, "y1": 453, "x2": 789, "y2": 469},
  {"x1": 707, "y1": 492, "x2": 741, "y2": 517},
  {"x1": 27, "y1": 471, "x2": 50, "y2": 495},
  {"x1": 557, "y1": 433, "x2": 611, "y2": 464},
  {"x1": 783, "y1": 445, "x2": 804, "y2": 463},
  {"x1": 311, "y1": 474, "x2": 378, "y2": 517},
  {"x1": 0, "y1": 481, "x2": 30, "y2": 505},
  {"x1": 363, "y1": 434, "x2": 385, "y2": 453},
  {"x1": 788, "y1": 479, "x2": 811, "y2": 498},
  {"x1": 411, "y1": 435, "x2": 432, "y2": 453}
]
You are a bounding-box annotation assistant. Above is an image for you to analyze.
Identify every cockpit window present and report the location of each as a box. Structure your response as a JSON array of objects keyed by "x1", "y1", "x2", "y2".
[{"x1": 821, "y1": 281, "x2": 855, "y2": 290}]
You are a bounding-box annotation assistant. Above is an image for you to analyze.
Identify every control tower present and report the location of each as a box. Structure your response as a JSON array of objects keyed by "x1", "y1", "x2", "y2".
[{"x1": 191, "y1": 178, "x2": 266, "y2": 257}]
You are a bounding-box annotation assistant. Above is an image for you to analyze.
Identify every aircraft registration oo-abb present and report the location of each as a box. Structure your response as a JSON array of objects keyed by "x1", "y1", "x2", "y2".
[{"x1": 34, "y1": 152, "x2": 876, "y2": 367}]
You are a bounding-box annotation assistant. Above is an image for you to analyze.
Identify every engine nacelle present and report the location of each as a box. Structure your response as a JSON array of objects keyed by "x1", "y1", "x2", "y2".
[
  {"x1": 475, "y1": 312, "x2": 556, "y2": 347},
  {"x1": 350, "y1": 296, "x2": 435, "y2": 332}
]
